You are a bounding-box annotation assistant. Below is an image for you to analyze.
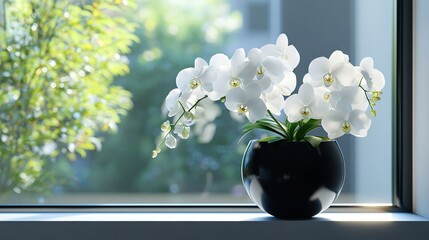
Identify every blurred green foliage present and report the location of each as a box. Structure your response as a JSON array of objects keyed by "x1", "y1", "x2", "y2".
[
  {"x1": 0, "y1": 0, "x2": 137, "y2": 193},
  {"x1": 1, "y1": 0, "x2": 247, "y2": 197},
  {"x1": 78, "y1": 0, "x2": 246, "y2": 195}
]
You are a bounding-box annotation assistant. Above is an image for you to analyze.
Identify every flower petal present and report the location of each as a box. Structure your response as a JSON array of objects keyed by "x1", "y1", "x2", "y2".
[
  {"x1": 165, "y1": 134, "x2": 177, "y2": 149},
  {"x1": 298, "y1": 83, "x2": 315, "y2": 106},
  {"x1": 195, "y1": 57, "x2": 208, "y2": 73},
  {"x1": 165, "y1": 88, "x2": 181, "y2": 111},
  {"x1": 196, "y1": 98, "x2": 221, "y2": 121},
  {"x1": 263, "y1": 56, "x2": 285, "y2": 76},
  {"x1": 371, "y1": 69, "x2": 385, "y2": 91},
  {"x1": 309, "y1": 57, "x2": 330, "y2": 82},
  {"x1": 303, "y1": 73, "x2": 322, "y2": 87},
  {"x1": 231, "y1": 48, "x2": 246, "y2": 68},
  {"x1": 263, "y1": 89, "x2": 284, "y2": 115},
  {"x1": 309, "y1": 95, "x2": 330, "y2": 119},
  {"x1": 348, "y1": 110, "x2": 371, "y2": 137},
  {"x1": 199, "y1": 66, "x2": 216, "y2": 92},
  {"x1": 176, "y1": 68, "x2": 197, "y2": 92},
  {"x1": 283, "y1": 94, "x2": 303, "y2": 122},
  {"x1": 327, "y1": 90, "x2": 341, "y2": 107},
  {"x1": 197, "y1": 123, "x2": 216, "y2": 143},
  {"x1": 211, "y1": 67, "x2": 233, "y2": 100},
  {"x1": 237, "y1": 61, "x2": 257, "y2": 83},
  {"x1": 256, "y1": 75, "x2": 273, "y2": 92},
  {"x1": 285, "y1": 45, "x2": 300, "y2": 70},
  {"x1": 174, "y1": 125, "x2": 190, "y2": 139},
  {"x1": 210, "y1": 53, "x2": 230, "y2": 67},
  {"x1": 244, "y1": 83, "x2": 262, "y2": 98},
  {"x1": 329, "y1": 50, "x2": 349, "y2": 66},
  {"x1": 248, "y1": 48, "x2": 262, "y2": 66},
  {"x1": 247, "y1": 98, "x2": 267, "y2": 122},
  {"x1": 360, "y1": 57, "x2": 374, "y2": 71},
  {"x1": 260, "y1": 44, "x2": 279, "y2": 58},
  {"x1": 275, "y1": 71, "x2": 296, "y2": 96},
  {"x1": 337, "y1": 86, "x2": 368, "y2": 111},
  {"x1": 276, "y1": 33, "x2": 289, "y2": 52},
  {"x1": 321, "y1": 110, "x2": 347, "y2": 139},
  {"x1": 225, "y1": 87, "x2": 248, "y2": 111},
  {"x1": 332, "y1": 63, "x2": 358, "y2": 87}
]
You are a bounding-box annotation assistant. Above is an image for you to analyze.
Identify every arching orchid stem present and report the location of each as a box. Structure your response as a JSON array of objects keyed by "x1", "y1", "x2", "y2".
[{"x1": 155, "y1": 95, "x2": 208, "y2": 156}]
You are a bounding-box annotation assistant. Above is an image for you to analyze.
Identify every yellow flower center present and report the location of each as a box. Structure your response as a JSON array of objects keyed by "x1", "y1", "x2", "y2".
[
  {"x1": 281, "y1": 54, "x2": 288, "y2": 60},
  {"x1": 257, "y1": 66, "x2": 265, "y2": 76},
  {"x1": 323, "y1": 73, "x2": 334, "y2": 87},
  {"x1": 161, "y1": 120, "x2": 171, "y2": 132},
  {"x1": 300, "y1": 106, "x2": 311, "y2": 117},
  {"x1": 238, "y1": 104, "x2": 248, "y2": 114},
  {"x1": 229, "y1": 77, "x2": 241, "y2": 88},
  {"x1": 342, "y1": 121, "x2": 351, "y2": 133},
  {"x1": 190, "y1": 78, "x2": 200, "y2": 89},
  {"x1": 323, "y1": 93, "x2": 331, "y2": 101}
]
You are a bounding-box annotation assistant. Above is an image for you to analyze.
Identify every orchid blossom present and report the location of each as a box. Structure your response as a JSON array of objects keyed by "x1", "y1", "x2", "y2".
[{"x1": 153, "y1": 33, "x2": 386, "y2": 158}]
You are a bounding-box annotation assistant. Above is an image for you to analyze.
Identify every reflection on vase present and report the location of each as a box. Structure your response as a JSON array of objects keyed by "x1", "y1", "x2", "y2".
[{"x1": 309, "y1": 186, "x2": 337, "y2": 213}]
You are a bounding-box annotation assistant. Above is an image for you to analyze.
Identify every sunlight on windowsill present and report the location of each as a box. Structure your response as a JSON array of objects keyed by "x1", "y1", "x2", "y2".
[{"x1": 0, "y1": 211, "x2": 426, "y2": 222}]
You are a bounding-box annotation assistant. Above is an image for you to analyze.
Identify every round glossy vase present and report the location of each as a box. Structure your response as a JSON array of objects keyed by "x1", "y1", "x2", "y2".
[{"x1": 242, "y1": 140, "x2": 345, "y2": 219}]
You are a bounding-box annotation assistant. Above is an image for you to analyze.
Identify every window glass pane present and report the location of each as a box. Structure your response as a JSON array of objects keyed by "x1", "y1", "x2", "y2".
[{"x1": 0, "y1": 0, "x2": 393, "y2": 204}]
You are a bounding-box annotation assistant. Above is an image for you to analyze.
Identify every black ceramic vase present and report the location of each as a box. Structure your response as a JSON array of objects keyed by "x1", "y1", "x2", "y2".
[{"x1": 242, "y1": 139, "x2": 345, "y2": 219}]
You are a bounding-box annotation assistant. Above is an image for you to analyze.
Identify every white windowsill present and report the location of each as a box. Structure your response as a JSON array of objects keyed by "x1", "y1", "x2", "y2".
[
  {"x1": 0, "y1": 205, "x2": 427, "y2": 221},
  {"x1": 0, "y1": 207, "x2": 428, "y2": 240},
  {"x1": 0, "y1": 211, "x2": 426, "y2": 222}
]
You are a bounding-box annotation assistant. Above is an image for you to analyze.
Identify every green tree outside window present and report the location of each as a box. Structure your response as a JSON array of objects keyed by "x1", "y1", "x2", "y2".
[{"x1": 0, "y1": 0, "x2": 137, "y2": 193}]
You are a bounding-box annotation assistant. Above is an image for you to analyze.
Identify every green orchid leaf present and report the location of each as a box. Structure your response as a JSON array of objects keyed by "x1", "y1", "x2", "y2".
[
  {"x1": 259, "y1": 136, "x2": 283, "y2": 143},
  {"x1": 287, "y1": 122, "x2": 299, "y2": 140},
  {"x1": 294, "y1": 119, "x2": 322, "y2": 141},
  {"x1": 304, "y1": 136, "x2": 323, "y2": 148},
  {"x1": 242, "y1": 120, "x2": 288, "y2": 139},
  {"x1": 314, "y1": 136, "x2": 331, "y2": 141}
]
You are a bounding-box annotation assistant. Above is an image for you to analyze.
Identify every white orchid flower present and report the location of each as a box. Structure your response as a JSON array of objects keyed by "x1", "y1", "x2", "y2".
[
  {"x1": 165, "y1": 134, "x2": 177, "y2": 149},
  {"x1": 164, "y1": 88, "x2": 191, "y2": 117},
  {"x1": 322, "y1": 109, "x2": 371, "y2": 139},
  {"x1": 209, "y1": 53, "x2": 230, "y2": 67},
  {"x1": 315, "y1": 87, "x2": 339, "y2": 107},
  {"x1": 260, "y1": 33, "x2": 300, "y2": 71},
  {"x1": 176, "y1": 57, "x2": 215, "y2": 96},
  {"x1": 153, "y1": 33, "x2": 388, "y2": 159},
  {"x1": 333, "y1": 86, "x2": 369, "y2": 112},
  {"x1": 164, "y1": 88, "x2": 197, "y2": 117},
  {"x1": 206, "y1": 53, "x2": 230, "y2": 100},
  {"x1": 303, "y1": 71, "x2": 366, "y2": 112},
  {"x1": 164, "y1": 88, "x2": 182, "y2": 117},
  {"x1": 211, "y1": 48, "x2": 257, "y2": 100},
  {"x1": 308, "y1": 50, "x2": 357, "y2": 90},
  {"x1": 273, "y1": 71, "x2": 297, "y2": 96},
  {"x1": 254, "y1": 75, "x2": 274, "y2": 93},
  {"x1": 174, "y1": 124, "x2": 190, "y2": 139},
  {"x1": 248, "y1": 47, "x2": 286, "y2": 83},
  {"x1": 225, "y1": 83, "x2": 267, "y2": 123},
  {"x1": 303, "y1": 72, "x2": 322, "y2": 87},
  {"x1": 262, "y1": 87, "x2": 284, "y2": 116},
  {"x1": 357, "y1": 57, "x2": 385, "y2": 92},
  {"x1": 303, "y1": 73, "x2": 339, "y2": 106},
  {"x1": 283, "y1": 83, "x2": 329, "y2": 122},
  {"x1": 193, "y1": 98, "x2": 222, "y2": 143}
]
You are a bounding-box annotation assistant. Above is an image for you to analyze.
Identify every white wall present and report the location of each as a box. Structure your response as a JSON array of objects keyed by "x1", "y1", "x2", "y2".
[
  {"x1": 354, "y1": 0, "x2": 393, "y2": 203},
  {"x1": 413, "y1": 0, "x2": 429, "y2": 218}
]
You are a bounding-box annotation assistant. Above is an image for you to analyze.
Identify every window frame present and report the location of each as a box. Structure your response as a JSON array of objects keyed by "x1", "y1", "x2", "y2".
[
  {"x1": 394, "y1": 0, "x2": 413, "y2": 212},
  {"x1": 0, "y1": 0, "x2": 413, "y2": 212}
]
